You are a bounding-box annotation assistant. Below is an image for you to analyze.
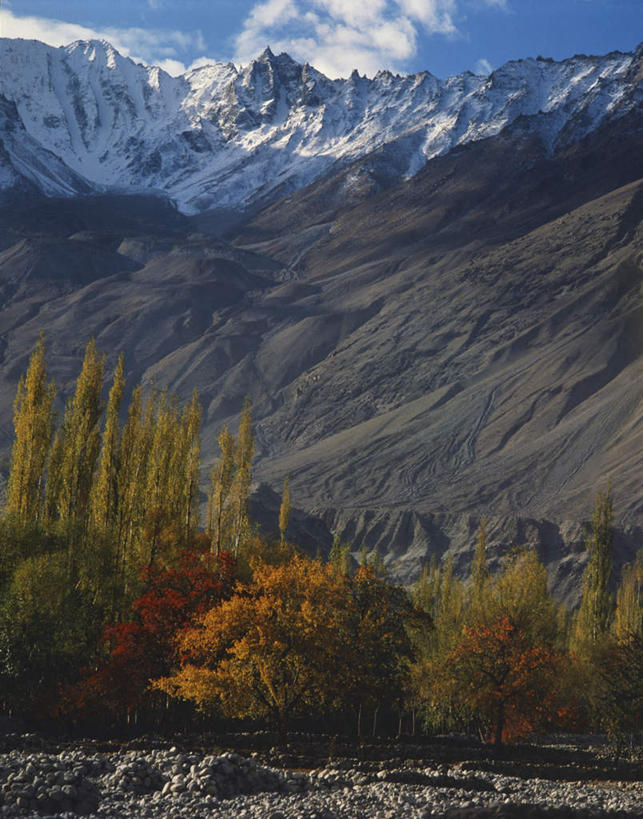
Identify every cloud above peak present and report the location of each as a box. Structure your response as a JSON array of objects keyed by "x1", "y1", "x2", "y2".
[
  {"x1": 234, "y1": 0, "x2": 471, "y2": 77},
  {"x1": 0, "y1": 8, "x2": 210, "y2": 76},
  {"x1": 0, "y1": 1, "x2": 510, "y2": 80}
]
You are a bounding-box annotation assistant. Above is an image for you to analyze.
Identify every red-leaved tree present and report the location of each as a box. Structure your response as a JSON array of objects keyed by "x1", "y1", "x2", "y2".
[
  {"x1": 452, "y1": 615, "x2": 562, "y2": 744},
  {"x1": 65, "y1": 543, "x2": 236, "y2": 719}
]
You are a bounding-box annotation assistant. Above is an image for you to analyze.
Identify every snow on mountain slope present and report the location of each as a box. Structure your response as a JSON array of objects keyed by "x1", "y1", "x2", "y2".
[{"x1": 0, "y1": 38, "x2": 640, "y2": 213}]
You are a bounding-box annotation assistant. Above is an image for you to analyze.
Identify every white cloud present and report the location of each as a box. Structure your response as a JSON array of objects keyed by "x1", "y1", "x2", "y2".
[
  {"x1": 397, "y1": 0, "x2": 457, "y2": 33},
  {"x1": 234, "y1": 0, "x2": 497, "y2": 77},
  {"x1": 0, "y1": 8, "x2": 209, "y2": 76},
  {"x1": 156, "y1": 58, "x2": 189, "y2": 75},
  {"x1": 474, "y1": 57, "x2": 493, "y2": 75},
  {"x1": 187, "y1": 56, "x2": 219, "y2": 72}
]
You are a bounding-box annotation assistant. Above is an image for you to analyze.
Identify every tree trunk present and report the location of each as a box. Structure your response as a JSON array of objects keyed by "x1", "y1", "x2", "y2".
[
  {"x1": 494, "y1": 701, "x2": 504, "y2": 746},
  {"x1": 372, "y1": 705, "x2": 379, "y2": 737},
  {"x1": 357, "y1": 702, "x2": 362, "y2": 739},
  {"x1": 276, "y1": 710, "x2": 287, "y2": 748},
  {"x1": 411, "y1": 708, "x2": 416, "y2": 736}
]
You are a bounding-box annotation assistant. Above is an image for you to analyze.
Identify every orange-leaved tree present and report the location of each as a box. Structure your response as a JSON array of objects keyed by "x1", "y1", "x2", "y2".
[
  {"x1": 452, "y1": 615, "x2": 561, "y2": 744},
  {"x1": 155, "y1": 553, "x2": 354, "y2": 738},
  {"x1": 451, "y1": 549, "x2": 564, "y2": 744}
]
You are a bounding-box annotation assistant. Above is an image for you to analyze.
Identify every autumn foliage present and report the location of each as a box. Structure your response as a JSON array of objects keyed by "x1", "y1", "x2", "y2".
[
  {"x1": 451, "y1": 616, "x2": 562, "y2": 744},
  {"x1": 156, "y1": 555, "x2": 353, "y2": 732},
  {"x1": 0, "y1": 339, "x2": 640, "y2": 743},
  {"x1": 69, "y1": 543, "x2": 236, "y2": 716}
]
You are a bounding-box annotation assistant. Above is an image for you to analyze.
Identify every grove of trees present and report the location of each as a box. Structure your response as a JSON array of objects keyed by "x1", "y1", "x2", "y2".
[{"x1": 0, "y1": 337, "x2": 640, "y2": 744}]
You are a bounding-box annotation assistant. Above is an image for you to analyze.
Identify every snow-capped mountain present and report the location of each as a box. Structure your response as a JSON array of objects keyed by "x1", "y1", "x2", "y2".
[{"x1": 0, "y1": 38, "x2": 641, "y2": 212}]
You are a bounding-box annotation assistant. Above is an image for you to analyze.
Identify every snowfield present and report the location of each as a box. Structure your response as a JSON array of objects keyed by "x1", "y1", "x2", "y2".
[{"x1": 0, "y1": 38, "x2": 640, "y2": 212}]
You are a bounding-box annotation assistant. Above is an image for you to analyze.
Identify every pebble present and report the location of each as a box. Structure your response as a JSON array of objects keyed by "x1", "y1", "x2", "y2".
[{"x1": 0, "y1": 741, "x2": 637, "y2": 817}]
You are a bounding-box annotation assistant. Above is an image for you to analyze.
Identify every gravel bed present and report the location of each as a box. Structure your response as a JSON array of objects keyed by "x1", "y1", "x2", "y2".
[{"x1": 0, "y1": 743, "x2": 639, "y2": 818}]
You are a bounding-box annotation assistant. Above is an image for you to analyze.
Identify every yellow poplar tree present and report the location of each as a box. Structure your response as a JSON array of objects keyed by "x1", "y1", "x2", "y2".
[
  {"x1": 5, "y1": 334, "x2": 56, "y2": 525},
  {"x1": 175, "y1": 389, "x2": 201, "y2": 541},
  {"x1": 279, "y1": 478, "x2": 290, "y2": 545},
  {"x1": 471, "y1": 516, "x2": 489, "y2": 616},
  {"x1": 230, "y1": 397, "x2": 254, "y2": 555},
  {"x1": 43, "y1": 431, "x2": 64, "y2": 525},
  {"x1": 116, "y1": 387, "x2": 154, "y2": 598},
  {"x1": 206, "y1": 427, "x2": 235, "y2": 555},
  {"x1": 571, "y1": 488, "x2": 614, "y2": 652},
  {"x1": 54, "y1": 339, "x2": 105, "y2": 532},
  {"x1": 142, "y1": 389, "x2": 179, "y2": 570},
  {"x1": 612, "y1": 551, "x2": 642, "y2": 643},
  {"x1": 90, "y1": 354, "x2": 125, "y2": 533}
]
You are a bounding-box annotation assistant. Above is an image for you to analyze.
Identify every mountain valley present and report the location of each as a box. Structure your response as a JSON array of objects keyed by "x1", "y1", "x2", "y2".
[{"x1": 0, "y1": 39, "x2": 641, "y2": 599}]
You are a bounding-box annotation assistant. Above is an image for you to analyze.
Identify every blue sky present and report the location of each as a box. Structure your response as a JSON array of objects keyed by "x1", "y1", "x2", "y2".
[{"x1": 1, "y1": 1, "x2": 641, "y2": 78}]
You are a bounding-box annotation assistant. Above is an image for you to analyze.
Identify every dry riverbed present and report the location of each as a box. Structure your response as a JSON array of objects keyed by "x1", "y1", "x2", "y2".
[{"x1": 0, "y1": 733, "x2": 640, "y2": 817}]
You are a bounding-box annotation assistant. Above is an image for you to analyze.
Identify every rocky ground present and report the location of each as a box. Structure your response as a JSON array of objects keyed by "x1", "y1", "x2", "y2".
[{"x1": 0, "y1": 734, "x2": 640, "y2": 818}]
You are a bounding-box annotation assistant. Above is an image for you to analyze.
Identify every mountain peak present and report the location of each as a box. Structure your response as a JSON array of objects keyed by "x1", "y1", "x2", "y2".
[
  {"x1": 257, "y1": 45, "x2": 275, "y2": 61},
  {"x1": 0, "y1": 36, "x2": 638, "y2": 213},
  {"x1": 253, "y1": 46, "x2": 300, "y2": 70}
]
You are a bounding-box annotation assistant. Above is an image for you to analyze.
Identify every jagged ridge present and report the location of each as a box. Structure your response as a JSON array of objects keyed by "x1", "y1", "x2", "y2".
[{"x1": 0, "y1": 38, "x2": 640, "y2": 212}]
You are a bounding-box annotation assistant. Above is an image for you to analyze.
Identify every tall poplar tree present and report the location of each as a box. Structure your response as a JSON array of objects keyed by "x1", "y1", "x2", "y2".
[
  {"x1": 471, "y1": 515, "x2": 489, "y2": 617},
  {"x1": 5, "y1": 334, "x2": 56, "y2": 525},
  {"x1": 328, "y1": 535, "x2": 352, "y2": 576},
  {"x1": 572, "y1": 487, "x2": 614, "y2": 650},
  {"x1": 230, "y1": 397, "x2": 254, "y2": 555},
  {"x1": 206, "y1": 427, "x2": 235, "y2": 555},
  {"x1": 54, "y1": 339, "x2": 105, "y2": 532},
  {"x1": 176, "y1": 389, "x2": 201, "y2": 541},
  {"x1": 142, "y1": 389, "x2": 178, "y2": 570},
  {"x1": 90, "y1": 354, "x2": 125, "y2": 533},
  {"x1": 116, "y1": 387, "x2": 153, "y2": 597},
  {"x1": 612, "y1": 551, "x2": 642, "y2": 642},
  {"x1": 43, "y1": 431, "x2": 64, "y2": 525},
  {"x1": 279, "y1": 478, "x2": 290, "y2": 545}
]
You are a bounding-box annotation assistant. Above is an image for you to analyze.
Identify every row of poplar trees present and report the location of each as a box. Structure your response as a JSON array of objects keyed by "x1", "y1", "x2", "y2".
[{"x1": 1, "y1": 336, "x2": 254, "y2": 635}]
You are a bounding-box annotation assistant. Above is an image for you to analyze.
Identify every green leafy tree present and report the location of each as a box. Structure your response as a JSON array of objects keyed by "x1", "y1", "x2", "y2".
[
  {"x1": 409, "y1": 556, "x2": 464, "y2": 732},
  {"x1": 328, "y1": 534, "x2": 352, "y2": 576},
  {"x1": 0, "y1": 551, "x2": 103, "y2": 717},
  {"x1": 591, "y1": 552, "x2": 643, "y2": 743},
  {"x1": 572, "y1": 487, "x2": 614, "y2": 651},
  {"x1": 347, "y1": 565, "x2": 418, "y2": 736}
]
